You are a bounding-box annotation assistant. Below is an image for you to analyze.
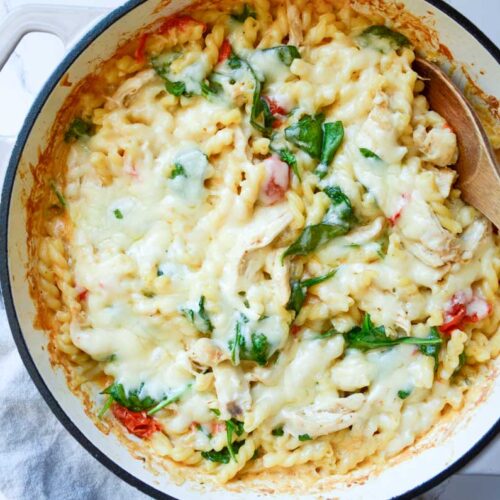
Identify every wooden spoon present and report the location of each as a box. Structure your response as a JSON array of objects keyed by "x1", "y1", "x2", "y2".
[{"x1": 413, "y1": 56, "x2": 500, "y2": 228}]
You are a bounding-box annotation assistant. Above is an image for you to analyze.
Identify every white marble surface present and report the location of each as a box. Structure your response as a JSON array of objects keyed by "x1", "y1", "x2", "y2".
[{"x1": 0, "y1": 1, "x2": 499, "y2": 499}]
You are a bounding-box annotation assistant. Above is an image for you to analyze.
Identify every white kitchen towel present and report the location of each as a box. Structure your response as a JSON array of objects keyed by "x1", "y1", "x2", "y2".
[{"x1": 0, "y1": 299, "x2": 150, "y2": 500}]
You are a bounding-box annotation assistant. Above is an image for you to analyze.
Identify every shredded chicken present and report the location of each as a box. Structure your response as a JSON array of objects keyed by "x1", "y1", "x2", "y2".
[
  {"x1": 107, "y1": 69, "x2": 156, "y2": 109},
  {"x1": 213, "y1": 363, "x2": 252, "y2": 420},
  {"x1": 282, "y1": 394, "x2": 365, "y2": 438},
  {"x1": 413, "y1": 122, "x2": 458, "y2": 166},
  {"x1": 346, "y1": 216, "x2": 385, "y2": 245},
  {"x1": 460, "y1": 219, "x2": 489, "y2": 261},
  {"x1": 188, "y1": 338, "x2": 228, "y2": 368}
]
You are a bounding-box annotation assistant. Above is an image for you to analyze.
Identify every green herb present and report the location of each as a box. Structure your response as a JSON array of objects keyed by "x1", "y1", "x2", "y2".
[
  {"x1": 345, "y1": 315, "x2": 444, "y2": 353},
  {"x1": 228, "y1": 53, "x2": 242, "y2": 69},
  {"x1": 277, "y1": 147, "x2": 301, "y2": 181},
  {"x1": 229, "y1": 316, "x2": 271, "y2": 366},
  {"x1": 210, "y1": 408, "x2": 221, "y2": 417},
  {"x1": 106, "y1": 354, "x2": 117, "y2": 362},
  {"x1": 231, "y1": 4, "x2": 256, "y2": 22},
  {"x1": 376, "y1": 232, "x2": 389, "y2": 259},
  {"x1": 64, "y1": 117, "x2": 93, "y2": 142},
  {"x1": 152, "y1": 55, "x2": 190, "y2": 97},
  {"x1": 50, "y1": 182, "x2": 67, "y2": 208},
  {"x1": 113, "y1": 208, "x2": 123, "y2": 219},
  {"x1": 271, "y1": 426, "x2": 284, "y2": 436},
  {"x1": 98, "y1": 396, "x2": 114, "y2": 419},
  {"x1": 358, "y1": 25, "x2": 410, "y2": 53},
  {"x1": 314, "y1": 327, "x2": 341, "y2": 340},
  {"x1": 418, "y1": 326, "x2": 442, "y2": 372},
  {"x1": 315, "y1": 121, "x2": 344, "y2": 179},
  {"x1": 285, "y1": 114, "x2": 324, "y2": 159},
  {"x1": 283, "y1": 186, "x2": 355, "y2": 259},
  {"x1": 286, "y1": 269, "x2": 336, "y2": 316},
  {"x1": 182, "y1": 296, "x2": 214, "y2": 334},
  {"x1": 157, "y1": 268, "x2": 164, "y2": 277},
  {"x1": 226, "y1": 418, "x2": 245, "y2": 462},
  {"x1": 359, "y1": 147, "x2": 382, "y2": 161},
  {"x1": 170, "y1": 163, "x2": 187, "y2": 179},
  {"x1": 263, "y1": 45, "x2": 301, "y2": 66},
  {"x1": 398, "y1": 389, "x2": 412, "y2": 400},
  {"x1": 298, "y1": 434, "x2": 312, "y2": 441},
  {"x1": 201, "y1": 441, "x2": 245, "y2": 464},
  {"x1": 143, "y1": 291, "x2": 155, "y2": 298},
  {"x1": 147, "y1": 384, "x2": 192, "y2": 416},
  {"x1": 101, "y1": 382, "x2": 157, "y2": 413},
  {"x1": 201, "y1": 79, "x2": 223, "y2": 98}
]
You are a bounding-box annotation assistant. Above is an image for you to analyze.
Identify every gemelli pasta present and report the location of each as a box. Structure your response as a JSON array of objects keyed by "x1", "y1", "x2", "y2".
[{"x1": 28, "y1": 0, "x2": 500, "y2": 489}]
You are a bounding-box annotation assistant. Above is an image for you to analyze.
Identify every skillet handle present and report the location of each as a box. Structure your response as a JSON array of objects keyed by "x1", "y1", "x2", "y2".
[
  {"x1": 0, "y1": 4, "x2": 110, "y2": 70},
  {"x1": 0, "y1": 3, "x2": 110, "y2": 183}
]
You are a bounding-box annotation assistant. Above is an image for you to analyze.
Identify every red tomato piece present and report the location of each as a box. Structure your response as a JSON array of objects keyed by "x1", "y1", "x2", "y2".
[
  {"x1": 259, "y1": 156, "x2": 290, "y2": 205},
  {"x1": 388, "y1": 193, "x2": 410, "y2": 226},
  {"x1": 291, "y1": 325, "x2": 301, "y2": 336},
  {"x1": 158, "y1": 15, "x2": 206, "y2": 34},
  {"x1": 218, "y1": 39, "x2": 232, "y2": 63},
  {"x1": 263, "y1": 96, "x2": 287, "y2": 116},
  {"x1": 439, "y1": 303, "x2": 466, "y2": 334},
  {"x1": 134, "y1": 33, "x2": 148, "y2": 64},
  {"x1": 76, "y1": 286, "x2": 88, "y2": 302},
  {"x1": 112, "y1": 404, "x2": 161, "y2": 439}
]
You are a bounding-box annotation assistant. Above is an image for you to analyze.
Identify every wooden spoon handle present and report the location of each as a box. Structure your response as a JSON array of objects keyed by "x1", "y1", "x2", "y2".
[{"x1": 458, "y1": 145, "x2": 500, "y2": 228}]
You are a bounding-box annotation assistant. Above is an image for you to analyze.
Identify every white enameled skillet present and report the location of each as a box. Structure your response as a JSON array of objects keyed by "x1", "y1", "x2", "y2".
[{"x1": 0, "y1": 1, "x2": 499, "y2": 498}]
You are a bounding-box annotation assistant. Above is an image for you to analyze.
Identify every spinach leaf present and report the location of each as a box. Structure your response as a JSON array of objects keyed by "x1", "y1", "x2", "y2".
[
  {"x1": 228, "y1": 53, "x2": 242, "y2": 69},
  {"x1": 263, "y1": 45, "x2": 301, "y2": 66},
  {"x1": 229, "y1": 316, "x2": 271, "y2": 366},
  {"x1": 283, "y1": 186, "x2": 355, "y2": 259},
  {"x1": 147, "y1": 384, "x2": 192, "y2": 415},
  {"x1": 315, "y1": 121, "x2": 344, "y2": 179},
  {"x1": 231, "y1": 4, "x2": 256, "y2": 23},
  {"x1": 418, "y1": 326, "x2": 442, "y2": 372},
  {"x1": 358, "y1": 25, "x2": 410, "y2": 52},
  {"x1": 314, "y1": 327, "x2": 341, "y2": 340},
  {"x1": 152, "y1": 55, "x2": 190, "y2": 97},
  {"x1": 298, "y1": 434, "x2": 312, "y2": 441},
  {"x1": 398, "y1": 389, "x2": 411, "y2": 400},
  {"x1": 454, "y1": 352, "x2": 467, "y2": 375},
  {"x1": 286, "y1": 269, "x2": 336, "y2": 316},
  {"x1": 201, "y1": 441, "x2": 245, "y2": 463},
  {"x1": 376, "y1": 232, "x2": 389, "y2": 259},
  {"x1": 50, "y1": 182, "x2": 67, "y2": 208},
  {"x1": 210, "y1": 408, "x2": 221, "y2": 417},
  {"x1": 101, "y1": 383, "x2": 157, "y2": 413},
  {"x1": 272, "y1": 426, "x2": 284, "y2": 436},
  {"x1": 201, "y1": 79, "x2": 223, "y2": 98},
  {"x1": 64, "y1": 117, "x2": 94, "y2": 143},
  {"x1": 182, "y1": 296, "x2": 214, "y2": 334},
  {"x1": 285, "y1": 114, "x2": 324, "y2": 159},
  {"x1": 170, "y1": 163, "x2": 187, "y2": 179},
  {"x1": 226, "y1": 418, "x2": 245, "y2": 462},
  {"x1": 345, "y1": 315, "x2": 443, "y2": 353},
  {"x1": 275, "y1": 147, "x2": 301, "y2": 181},
  {"x1": 113, "y1": 209, "x2": 123, "y2": 219},
  {"x1": 359, "y1": 147, "x2": 382, "y2": 161}
]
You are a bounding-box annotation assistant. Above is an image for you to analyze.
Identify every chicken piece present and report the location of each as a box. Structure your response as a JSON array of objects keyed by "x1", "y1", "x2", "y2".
[
  {"x1": 398, "y1": 196, "x2": 459, "y2": 267},
  {"x1": 282, "y1": 394, "x2": 365, "y2": 438},
  {"x1": 213, "y1": 363, "x2": 252, "y2": 420},
  {"x1": 345, "y1": 216, "x2": 385, "y2": 245},
  {"x1": 413, "y1": 121, "x2": 458, "y2": 166},
  {"x1": 107, "y1": 69, "x2": 156, "y2": 109},
  {"x1": 460, "y1": 219, "x2": 489, "y2": 261},
  {"x1": 188, "y1": 338, "x2": 228, "y2": 368}
]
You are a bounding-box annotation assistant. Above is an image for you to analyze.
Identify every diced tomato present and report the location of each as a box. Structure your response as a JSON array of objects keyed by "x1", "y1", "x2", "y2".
[
  {"x1": 76, "y1": 286, "x2": 88, "y2": 302},
  {"x1": 134, "y1": 33, "x2": 148, "y2": 64},
  {"x1": 291, "y1": 325, "x2": 301, "y2": 336},
  {"x1": 211, "y1": 421, "x2": 226, "y2": 434},
  {"x1": 388, "y1": 193, "x2": 410, "y2": 226},
  {"x1": 263, "y1": 96, "x2": 287, "y2": 116},
  {"x1": 218, "y1": 39, "x2": 232, "y2": 63},
  {"x1": 259, "y1": 155, "x2": 290, "y2": 205},
  {"x1": 112, "y1": 404, "x2": 161, "y2": 439},
  {"x1": 439, "y1": 290, "x2": 491, "y2": 334},
  {"x1": 158, "y1": 15, "x2": 206, "y2": 35},
  {"x1": 272, "y1": 118, "x2": 283, "y2": 129}
]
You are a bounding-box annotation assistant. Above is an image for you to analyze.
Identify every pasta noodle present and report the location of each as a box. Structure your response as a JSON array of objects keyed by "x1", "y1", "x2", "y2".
[{"x1": 27, "y1": 0, "x2": 500, "y2": 490}]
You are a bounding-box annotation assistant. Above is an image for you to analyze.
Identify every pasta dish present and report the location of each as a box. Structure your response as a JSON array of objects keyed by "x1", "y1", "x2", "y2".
[{"x1": 29, "y1": 0, "x2": 500, "y2": 488}]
